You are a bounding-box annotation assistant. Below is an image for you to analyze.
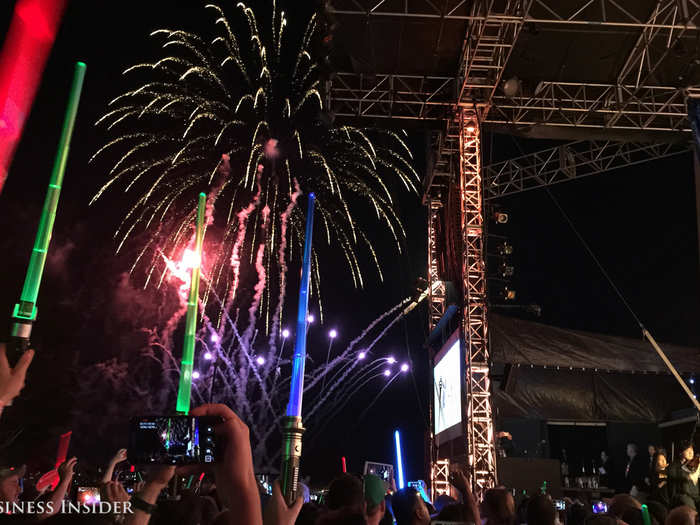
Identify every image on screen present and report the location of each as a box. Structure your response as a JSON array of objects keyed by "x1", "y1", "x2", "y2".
[
  {"x1": 129, "y1": 416, "x2": 217, "y2": 464},
  {"x1": 433, "y1": 333, "x2": 462, "y2": 436}
]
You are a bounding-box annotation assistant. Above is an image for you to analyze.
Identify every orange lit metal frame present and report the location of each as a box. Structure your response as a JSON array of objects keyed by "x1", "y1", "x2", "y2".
[
  {"x1": 0, "y1": 0, "x2": 67, "y2": 193},
  {"x1": 458, "y1": 109, "x2": 497, "y2": 493},
  {"x1": 431, "y1": 458, "x2": 452, "y2": 499},
  {"x1": 427, "y1": 199, "x2": 446, "y2": 331}
]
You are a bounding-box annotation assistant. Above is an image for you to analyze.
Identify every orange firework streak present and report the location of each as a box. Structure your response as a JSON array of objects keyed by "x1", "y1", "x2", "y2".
[{"x1": 0, "y1": 0, "x2": 67, "y2": 193}]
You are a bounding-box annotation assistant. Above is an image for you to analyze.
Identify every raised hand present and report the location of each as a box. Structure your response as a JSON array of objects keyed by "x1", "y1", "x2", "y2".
[
  {"x1": 264, "y1": 480, "x2": 303, "y2": 525},
  {"x1": 0, "y1": 343, "x2": 34, "y2": 407},
  {"x1": 104, "y1": 481, "x2": 130, "y2": 504},
  {"x1": 58, "y1": 457, "x2": 77, "y2": 482}
]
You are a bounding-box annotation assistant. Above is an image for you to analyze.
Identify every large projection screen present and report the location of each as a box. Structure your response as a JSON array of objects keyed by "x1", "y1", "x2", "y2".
[{"x1": 433, "y1": 329, "x2": 462, "y2": 443}]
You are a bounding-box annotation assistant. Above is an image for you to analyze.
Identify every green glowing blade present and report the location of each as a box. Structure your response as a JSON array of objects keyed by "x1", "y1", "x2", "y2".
[
  {"x1": 13, "y1": 62, "x2": 86, "y2": 321},
  {"x1": 176, "y1": 192, "x2": 207, "y2": 414}
]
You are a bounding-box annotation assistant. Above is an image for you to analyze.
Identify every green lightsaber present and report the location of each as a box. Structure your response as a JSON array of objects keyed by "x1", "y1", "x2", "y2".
[
  {"x1": 176, "y1": 192, "x2": 207, "y2": 414},
  {"x1": 10, "y1": 61, "x2": 86, "y2": 364}
]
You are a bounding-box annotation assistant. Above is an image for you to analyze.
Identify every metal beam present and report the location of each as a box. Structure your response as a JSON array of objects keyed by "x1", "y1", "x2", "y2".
[
  {"x1": 483, "y1": 139, "x2": 691, "y2": 198},
  {"x1": 484, "y1": 82, "x2": 700, "y2": 131},
  {"x1": 458, "y1": 109, "x2": 497, "y2": 493},
  {"x1": 330, "y1": 0, "x2": 700, "y2": 30},
  {"x1": 330, "y1": 74, "x2": 698, "y2": 132}
]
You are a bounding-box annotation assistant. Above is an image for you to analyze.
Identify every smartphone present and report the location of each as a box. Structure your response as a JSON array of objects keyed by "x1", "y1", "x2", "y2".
[
  {"x1": 555, "y1": 499, "x2": 566, "y2": 510},
  {"x1": 128, "y1": 416, "x2": 221, "y2": 465},
  {"x1": 592, "y1": 501, "x2": 608, "y2": 514},
  {"x1": 77, "y1": 487, "x2": 101, "y2": 505}
]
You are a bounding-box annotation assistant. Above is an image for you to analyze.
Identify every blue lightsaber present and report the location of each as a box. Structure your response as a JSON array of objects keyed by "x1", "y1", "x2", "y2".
[
  {"x1": 395, "y1": 430, "x2": 405, "y2": 489},
  {"x1": 281, "y1": 192, "x2": 315, "y2": 505}
]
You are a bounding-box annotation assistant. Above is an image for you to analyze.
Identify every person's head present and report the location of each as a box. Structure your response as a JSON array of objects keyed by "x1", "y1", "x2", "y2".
[
  {"x1": 665, "y1": 506, "x2": 697, "y2": 525},
  {"x1": 482, "y1": 488, "x2": 516, "y2": 525},
  {"x1": 296, "y1": 502, "x2": 324, "y2": 525},
  {"x1": 569, "y1": 502, "x2": 591, "y2": 525},
  {"x1": 608, "y1": 494, "x2": 641, "y2": 519},
  {"x1": 654, "y1": 449, "x2": 668, "y2": 472},
  {"x1": 391, "y1": 488, "x2": 430, "y2": 525},
  {"x1": 645, "y1": 501, "x2": 668, "y2": 525},
  {"x1": 601, "y1": 451, "x2": 609, "y2": 462},
  {"x1": 679, "y1": 441, "x2": 695, "y2": 462},
  {"x1": 527, "y1": 495, "x2": 557, "y2": 525},
  {"x1": 363, "y1": 475, "x2": 386, "y2": 525},
  {"x1": 648, "y1": 445, "x2": 657, "y2": 457},
  {"x1": 327, "y1": 473, "x2": 364, "y2": 511},
  {"x1": 620, "y1": 508, "x2": 644, "y2": 525},
  {"x1": 316, "y1": 508, "x2": 368, "y2": 525},
  {"x1": 433, "y1": 494, "x2": 457, "y2": 514},
  {"x1": 437, "y1": 503, "x2": 470, "y2": 522},
  {"x1": 0, "y1": 466, "x2": 24, "y2": 503},
  {"x1": 627, "y1": 443, "x2": 639, "y2": 459}
]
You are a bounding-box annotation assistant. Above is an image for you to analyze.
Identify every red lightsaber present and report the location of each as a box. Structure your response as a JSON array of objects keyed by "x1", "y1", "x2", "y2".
[
  {"x1": 341, "y1": 456, "x2": 347, "y2": 473},
  {"x1": 0, "y1": 0, "x2": 67, "y2": 193}
]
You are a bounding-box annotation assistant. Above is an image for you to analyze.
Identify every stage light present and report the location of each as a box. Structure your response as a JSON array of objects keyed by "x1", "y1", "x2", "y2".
[
  {"x1": 383, "y1": 369, "x2": 391, "y2": 377},
  {"x1": 329, "y1": 329, "x2": 337, "y2": 339},
  {"x1": 256, "y1": 356, "x2": 265, "y2": 365},
  {"x1": 499, "y1": 242, "x2": 513, "y2": 256},
  {"x1": 395, "y1": 430, "x2": 405, "y2": 489},
  {"x1": 691, "y1": 378, "x2": 695, "y2": 385},
  {"x1": 501, "y1": 265, "x2": 515, "y2": 278},
  {"x1": 192, "y1": 371, "x2": 200, "y2": 379},
  {"x1": 307, "y1": 314, "x2": 315, "y2": 323},
  {"x1": 282, "y1": 328, "x2": 290, "y2": 338},
  {"x1": 503, "y1": 76, "x2": 520, "y2": 97},
  {"x1": 466, "y1": 125, "x2": 475, "y2": 133},
  {"x1": 210, "y1": 333, "x2": 219, "y2": 343},
  {"x1": 387, "y1": 356, "x2": 396, "y2": 364},
  {"x1": 495, "y1": 212, "x2": 509, "y2": 224},
  {"x1": 504, "y1": 287, "x2": 516, "y2": 300},
  {"x1": 401, "y1": 363, "x2": 409, "y2": 372},
  {"x1": 358, "y1": 351, "x2": 366, "y2": 360},
  {"x1": 204, "y1": 352, "x2": 213, "y2": 360}
]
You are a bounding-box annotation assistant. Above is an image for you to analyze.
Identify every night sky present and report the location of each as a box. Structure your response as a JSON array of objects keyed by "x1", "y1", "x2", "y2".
[{"x1": 0, "y1": 0, "x2": 698, "y2": 486}]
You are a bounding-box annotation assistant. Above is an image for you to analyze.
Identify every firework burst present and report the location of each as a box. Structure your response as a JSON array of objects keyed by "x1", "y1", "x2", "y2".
[{"x1": 91, "y1": 1, "x2": 418, "y2": 336}]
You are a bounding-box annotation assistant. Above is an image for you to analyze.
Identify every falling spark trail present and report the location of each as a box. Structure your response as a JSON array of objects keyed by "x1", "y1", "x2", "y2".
[{"x1": 268, "y1": 179, "x2": 301, "y2": 352}]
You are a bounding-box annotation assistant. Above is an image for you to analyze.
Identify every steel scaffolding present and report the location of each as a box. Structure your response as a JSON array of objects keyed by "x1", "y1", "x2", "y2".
[
  {"x1": 329, "y1": 0, "x2": 700, "y2": 493},
  {"x1": 484, "y1": 139, "x2": 691, "y2": 198},
  {"x1": 459, "y1": 110, "x2": 497, "y2": 493}
]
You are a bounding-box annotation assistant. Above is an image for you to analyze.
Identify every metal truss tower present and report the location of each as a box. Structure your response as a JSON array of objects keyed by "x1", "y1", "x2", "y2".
[{"x1": 459, "y1": 110, "x2": 497, "y2": 492}]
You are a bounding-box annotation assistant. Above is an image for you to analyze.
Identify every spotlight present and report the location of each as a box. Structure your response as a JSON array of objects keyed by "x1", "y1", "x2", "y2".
[
  {"x1": 256, "y1": 356, "x2": 265, "y2": 365},
  {"x1": 383, "y1": 369, "x2": 391, "y2": 377},
  {"x1": 192, "y1": 371, "x2": 201, "y2": 379},
  {"x1": 210, "y1": 333, "x2": 219, "y2": 343},
  {"x1": 329, "y1": 329, "x2": 337, "y2": 339},
  {"x1": 498, "y1": 242, "x2": 513, "y2": 256},
  {"x1": 204, "y1": 352, "x2": 213, "y2": 360},
  {"x1": 358, "y1": 352, "x2": 366, "y2": 360},
  {"x1": 401, "y1": 363, "x2": 409, "y2": 372},
  {"x1": 466, "y1": 125, "x2": 475, "y2": 133},
  {"x1": 501, "y1": 265, "x2": 515, "y2": 278},
  {"x1": 691, "y1": 378, "x2": 695, "y2": 385},
  {"x1": 502, "y1": 76, "x2": 520, "y2": 97},
  {"x1": 504, "y1": 287, "x2": 516, "y2": 301},
  {"x1": 387, "y1": 356, "x2": 396, "y2": 364},
  {"x1": 307, "y1": 314, "x2": 315, "y2": 323},
  {"x1": 282, "y1": 328, "x2": 290, "y2": 339},
  {"x1": 494, "y1": 212, "x2": 509, "y2": 224}
]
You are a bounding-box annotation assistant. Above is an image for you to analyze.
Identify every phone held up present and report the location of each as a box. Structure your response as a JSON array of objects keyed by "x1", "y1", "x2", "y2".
[
  {"x1": 128, "y1": 416, "x2": 221, "y2": 465},
  {"x1": 592, "y1": 500, "x2": 608, "y2": 514}
]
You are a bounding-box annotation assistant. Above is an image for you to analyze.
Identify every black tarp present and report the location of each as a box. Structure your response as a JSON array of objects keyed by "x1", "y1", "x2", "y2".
[
  {"x1": 491, "y1": 314, "x2": 700, "y2": 373},
  {"x1": 489, "y1": 315, "x2": 700, "y2": 422}
]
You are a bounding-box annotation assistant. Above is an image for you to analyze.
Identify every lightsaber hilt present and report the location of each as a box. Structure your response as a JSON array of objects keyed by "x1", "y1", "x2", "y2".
[
  {"x1": 281, "y1": 415, "x2": 305, "y2": 506},
  {"x1": 8, "y1": 316, "x2": 32, "y2": 366}
]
